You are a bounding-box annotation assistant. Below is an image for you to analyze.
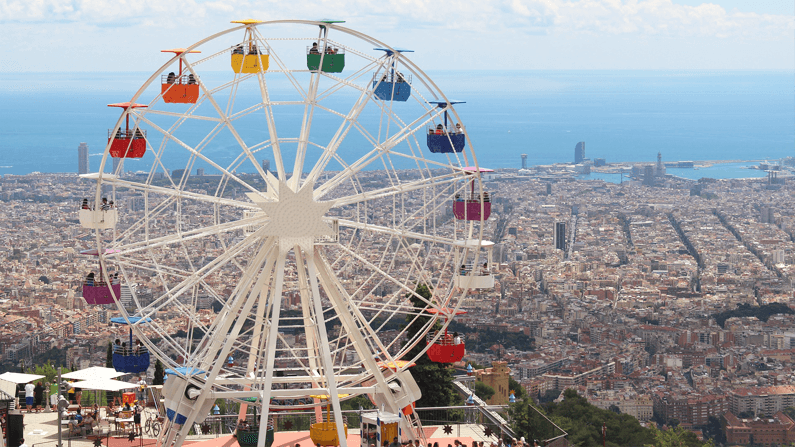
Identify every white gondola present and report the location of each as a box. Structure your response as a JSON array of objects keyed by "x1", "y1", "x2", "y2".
[
  {"x1": 79, "y1": 208, "x2": 118, "y2": 229},
  {"x1": 453, "y1": 239, "x2": 495, "y2": 289}
]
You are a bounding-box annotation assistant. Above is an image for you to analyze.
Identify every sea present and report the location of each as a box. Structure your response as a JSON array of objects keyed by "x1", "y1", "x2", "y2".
[{"x1": 0, "y1": 70, "x2": 792, "y2": 178}]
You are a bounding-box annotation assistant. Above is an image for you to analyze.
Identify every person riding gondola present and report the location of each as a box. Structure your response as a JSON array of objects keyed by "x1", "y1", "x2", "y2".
[
  {"x1": 166, "y1": 72, "x2": 176, "y2": 84},
  {"x1": 309, "y1": 42, "x2": 320, "y2": 54},
  {"x1": 85, "y1": 272, "x2": 95, "y2": 286}
]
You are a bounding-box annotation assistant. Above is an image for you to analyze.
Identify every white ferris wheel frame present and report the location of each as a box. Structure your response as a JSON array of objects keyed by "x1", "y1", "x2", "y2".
[{"x1": 85, "y1": 19, "x2": 492, "y2": 447}]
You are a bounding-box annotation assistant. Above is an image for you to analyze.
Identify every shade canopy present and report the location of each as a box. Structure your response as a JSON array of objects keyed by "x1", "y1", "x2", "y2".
[
  {"x1": 0, "y1": 372, "x2": 45, "y2": 384},
  {"x1": 62, "y1": 366, "x2": 125, "y2": 381},
  {"x1": 70, "y1": 378, "x2": 139, "y2": 392},
  {"x1": 110, "y1": 316, "x2": 153, "y2": 325}
]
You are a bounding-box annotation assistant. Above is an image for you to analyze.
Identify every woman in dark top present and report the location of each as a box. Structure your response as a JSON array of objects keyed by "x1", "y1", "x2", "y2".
[{"x1": 33, "y1": 382, "x2": 44, "y2": 412}]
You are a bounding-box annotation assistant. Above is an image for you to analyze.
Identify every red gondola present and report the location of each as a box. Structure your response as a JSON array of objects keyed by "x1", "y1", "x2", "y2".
[
  {"x1": 108, "y1": 102, "x2": 147, "y2": 158},
  {"x1": 425, "y1": 308, "x2": 466, "y2": 363}
]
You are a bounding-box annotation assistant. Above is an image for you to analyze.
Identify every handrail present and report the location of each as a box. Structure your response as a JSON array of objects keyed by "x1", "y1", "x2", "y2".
[
  {"x1": 306, "y1": 46, "x2": 345, "y2": 55},
  {"x1": 232, "y1": 45, "x2": 269, "y2": 56},
  {"x1": 427, "y1": 125, "x2": 464, "y2": 135},
  {"x1": 108, "y1": 129, "x2": 146, "y2": 139},
  {"x1": 373, "y1": 73, "x2": 412, "y2": 84},
  {"x1": 426, "y1": 331, "x2": 465, "y2": 346},
  {"x1": 162, "y1": 74, "x2": 199, "y2": 85}
]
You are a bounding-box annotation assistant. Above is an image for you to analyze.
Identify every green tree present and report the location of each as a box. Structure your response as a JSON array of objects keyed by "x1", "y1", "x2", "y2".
[
  {"x1": 649, "y1": 425, "x2": 704, "y2": 447},
  {"x1": 508, "y1": 389, "x2": 707, "y2": 447},
  {"x1": 106, "y1": 341, "x2": 113, "y2": 368},
  {"x1": 153, "y1": 359, "x2": 165, "y2": 385},
  {"x1": 508, "y1": 376, "x2": 527, "y2": 400},
  {"x1": 474, "y1": 381, "x2": 495, "y2": 402},
  {"x1": 401, "y1": 283, "x2": 458, "y2": 407}
]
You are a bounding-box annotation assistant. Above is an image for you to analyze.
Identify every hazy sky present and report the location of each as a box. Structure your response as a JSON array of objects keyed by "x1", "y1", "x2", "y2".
[{"x1": 0, "y1": 0, "x2": 792, "y2": 72}]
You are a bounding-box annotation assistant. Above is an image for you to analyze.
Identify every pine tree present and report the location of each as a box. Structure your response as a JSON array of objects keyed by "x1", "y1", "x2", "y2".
[
  {"x1": 401, "y1": 283, "x2": 458, "y2": 407},
  {"x1": 153, "y1": 359, "x2": 165, "y2": 385},
  {"x1": 106, "y1": 341, "x2": 113, "y2": 368}
]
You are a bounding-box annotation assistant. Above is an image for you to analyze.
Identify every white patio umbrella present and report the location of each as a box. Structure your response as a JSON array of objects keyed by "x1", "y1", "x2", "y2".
[
  {"x1": 70, "y1": 379, "x2": 138, "y2": 392},
  {"x1": 0, "y1": 372, "x2": 45, "y2": 383},
  {"x1": 62, "y1": 367, "x2": 125, "y2": 381}
]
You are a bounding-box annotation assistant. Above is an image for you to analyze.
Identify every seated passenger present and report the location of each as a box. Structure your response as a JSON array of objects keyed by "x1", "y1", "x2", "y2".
[
  {"x1": 325, "y1": 46, "x2": 334, "y2": 54},
  {"x1": 459, "y1": 265, "x2": 466, "y2": 275},
  {"x1": 81, "y1": 198, "x2": 89, "y2": 209},
  {"x1": 100, "y1": 198, "x2": 109, "y2": 210},
  {"x1": 455, "y1": 123, "x2": 463, "y2": 134},
  {"x1": 453, "y1": 332, "x2": 462, "y2": 345},
  {"x1": 112, "y1": 272, "x2": 120, "y2": 285},
  {"x1": 121, "y1": 342, "x2": 128, "y2": 356},
  {"x1": 133, "y1": 128, "x2": 144, "y2": 139},
  {"x1": 113, "y1": 338, "x2": 121, "y2": 353},
  {"x1": 115, "y1": 128, "x2": 123, "y2": 139},
  {"x1": 249, "y1": 46, "x2": 259, "y2": 55},
  {"x1": 454, "y1": 193, "x2": 463, "y2": 202},
  {"x1": 396, "y1": 73, "x2": 406, "y2": 83},
  {"x1": 233, "y1": 45, "x2": 244, "y2": 55},
  {"x1": 435, "y1": 124, "x2": 444, "y2": 135},
  {"x1": 309, "y1": 42, "x2": 320, "y2": 54},
  {"x1": 187, "y1": 74, "x2": 196, "y2": 85},
  {"x1": 166, "y1": 72, "x2": 176, "y2": 84},
  {"x1": 480, "y1": 262, "x2": 489, "y2": 275},
  {"x1": 483, "y1": 191, "x2": 490, "y2": 202},
  {"x1": 85, "y1": 272, "x2": 95, "y2": 287}
]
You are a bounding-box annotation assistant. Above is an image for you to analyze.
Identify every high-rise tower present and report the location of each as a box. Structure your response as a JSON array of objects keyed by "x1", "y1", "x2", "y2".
[
  {"x1": 78, "y1": 142, "x2": 89, "y2": 174},
  {"x1": 574, "y1": 142, "x2": 585, "y2": 164},
  {"x1": 554, "y1": 222, "x2": 567, "y2": 251},
  {"x1": 521, "y1": 154, "x2": 527, "y2": 170},
  {"x1": 262, "y1": 159, "x2": 271, "y2": 173}
]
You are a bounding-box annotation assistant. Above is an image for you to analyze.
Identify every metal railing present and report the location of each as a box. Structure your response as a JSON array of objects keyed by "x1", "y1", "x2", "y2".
[
  {"x1": 108, "y1": 129, "x2": 146, "y2": 139},
  {"x1": 306, "y1": 46, "x2": 346, "y2": 55},
  {"x1": 373, "y1": 73, "x2": 412, "y2": 84},
  {"x1": 232, "y1": 45, "x2": 269, "y2": 55},
  {"x1": 161, "y1": 74, "x2": 199, "y2": 85}
]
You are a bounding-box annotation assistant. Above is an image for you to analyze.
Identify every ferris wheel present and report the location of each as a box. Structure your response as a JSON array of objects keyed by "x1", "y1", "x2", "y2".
[{"x1": 79, "y1": 19, "x2": 496, "y2": 447}]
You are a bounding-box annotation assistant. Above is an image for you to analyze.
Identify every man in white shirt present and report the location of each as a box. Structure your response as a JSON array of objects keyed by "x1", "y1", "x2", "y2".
[{"x1": 24, "y1": 382, "x2": 35, "y2": 413}]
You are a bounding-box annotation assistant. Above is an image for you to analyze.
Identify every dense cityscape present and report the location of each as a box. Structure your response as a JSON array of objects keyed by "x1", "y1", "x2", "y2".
[{"x1": 3, "y1": 144, "x2": 795, "y2": 445}]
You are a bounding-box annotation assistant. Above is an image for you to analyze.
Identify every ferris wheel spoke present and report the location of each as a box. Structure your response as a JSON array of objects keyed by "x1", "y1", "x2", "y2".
[
  {"x1": 329, "y1": 170, "x2": 460, "y2": 209},
  {"x1": 331, "y1": 242, "x2": 444, "y2": 310},
  {"x1": 134, "y1": 109, "x2": 269, "y2": 195},
  {"x1": 314, "y1": 122, "x2": 451, "y2": 201},
  {"x1": 335, "y1": 219, "x2": 454, "y2": 246},
  {"x1": 304, "y1": 75, "x2": 380, "y2": 189},
  {"x1": 311, "y1": 251, "x2": 402, "y2": 417},
  {"x1": 101, "y1": 171, "x2": 253, "y2": 211},
  {"x1": 182, "y1": 59, "x2": 273, "y2": 187},
  {"x1": 110, "y1": 215, "x2": 260, "y2": 256},
  {"x1": 252, "y1": 61, "x2": 287, "y2": 181}
]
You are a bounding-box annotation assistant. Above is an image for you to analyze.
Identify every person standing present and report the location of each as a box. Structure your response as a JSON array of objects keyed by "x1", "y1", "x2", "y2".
[
  {"x1": 24, "y1": 381, "x2": 35, "y2": 413},
  {"x1": 33, "y1": 382, "x2": 44, "y2": 413},
  {"x1": 136, "y1": 376, "x2": 147, "y2": 405}
]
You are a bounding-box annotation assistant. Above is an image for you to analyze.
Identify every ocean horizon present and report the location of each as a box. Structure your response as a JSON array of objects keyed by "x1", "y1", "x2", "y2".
[{"x1": 0, "y1": 69, "x2": 792, "y2": 176}]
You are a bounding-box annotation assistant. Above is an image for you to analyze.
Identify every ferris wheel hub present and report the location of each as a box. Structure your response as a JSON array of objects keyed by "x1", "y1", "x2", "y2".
[{"x1": 257, "y1": 180, "x2": 334, "y2": 253}]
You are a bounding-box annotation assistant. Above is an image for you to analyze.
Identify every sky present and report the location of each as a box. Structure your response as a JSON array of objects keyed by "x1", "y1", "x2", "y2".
[{"x1": 0, "y1": 0, "x2": 792, "y2": 72}]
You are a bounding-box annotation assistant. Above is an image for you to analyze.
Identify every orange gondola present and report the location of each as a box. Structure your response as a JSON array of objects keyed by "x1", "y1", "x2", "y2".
[{"x1": 161, "y1": 48, "x2": 201, "y2": 103}]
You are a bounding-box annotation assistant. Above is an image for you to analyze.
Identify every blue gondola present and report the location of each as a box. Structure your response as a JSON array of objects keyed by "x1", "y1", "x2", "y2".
[
  {"x1": 427, "y1": 101, "x2": 466, "y2": 153},
  {"x1": 372, "y1": 48, "x2": 413, "y2": 102},
  {"x1": 111, "y1": 316, "x2": 152, "y2": 374}
]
